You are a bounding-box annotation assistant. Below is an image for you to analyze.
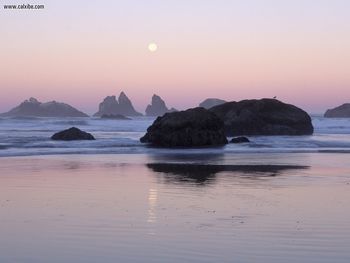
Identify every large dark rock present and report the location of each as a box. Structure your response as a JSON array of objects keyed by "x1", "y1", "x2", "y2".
[
  {"x1": 0, "y1": 98, "x2": 88, "y2": 117},
  {"x1": 140, "y1": 107, "x2": 228, "y2": 147},
  {"x1": 51, "y1": 127, "x2": 95, "y2": 141},
  {"x1": 324, "y1": 103, "x2": 350, "y2": 118},
  {"x1": 145, "y1": 94, "x2": 174, "y2": 116},
  {"x1": 94, "y1": 92, "x2": 142, "y2": 117},
  {"x1": 199, "y1": 98, "x2": 227, "y2": 109},
  {"x1": 230, "y1": 136, "x2": 250, "y2": 143},
  {"x1": 210, "y1": 99, "x2": 313, "y2": 136}
]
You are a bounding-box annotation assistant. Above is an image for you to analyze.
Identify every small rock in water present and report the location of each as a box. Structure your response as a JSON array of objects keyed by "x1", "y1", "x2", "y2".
[
  {"x1": 51, "y1": 127, "x2": 95, "y2": 141},
  {"x1": 230, "y1": 136, "x2": 250, "y2": 144}
]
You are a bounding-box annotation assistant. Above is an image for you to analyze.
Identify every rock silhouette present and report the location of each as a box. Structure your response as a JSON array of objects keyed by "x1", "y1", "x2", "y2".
[
  {"x1": 0, "y1": 98, "x2": 88, "y2": 117},
  {"x1": 94, "y1": 92, "x2": 142, "y2": 117},
  {"x1": 145, "y1": 94, "x2": 174, "y2": 116},
  {"x1": 140, "y1": 107, "x2": 228, "y2": 147},
  {"x1": 210, "y1": 99, "x2": 313, "y2": 136},
  {"x1": 324, "y1": 103, "x2": 350, "y2": 118},
  {"x1": 51, "y1": 127, "x2": 95, "y2": 141},
  {"x1": 147, "y1": 163, "x2": 309, "y2": 185}
]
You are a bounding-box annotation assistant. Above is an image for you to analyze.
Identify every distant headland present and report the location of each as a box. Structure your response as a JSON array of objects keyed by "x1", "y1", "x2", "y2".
[{"x1": 0, "y1": 98, "x2": 88, "y2": 117}]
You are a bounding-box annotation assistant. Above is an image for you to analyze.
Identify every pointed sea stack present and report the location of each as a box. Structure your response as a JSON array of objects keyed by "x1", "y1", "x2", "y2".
[
  {"x1": 145, "y1": 94, "x2": 175, "y2": 116},
  {"x1": 94, "y1": 96, "x2": 119, "y2": 117},
  {"x1": 94, "y1": 92, "x2": 142, "y2": 117},
  {"x1": 0, "y1": 98, "x2": 88, "y2": 117}
]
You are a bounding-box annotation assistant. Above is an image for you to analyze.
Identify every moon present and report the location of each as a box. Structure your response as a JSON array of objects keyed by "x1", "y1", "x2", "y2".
[{"x1": 148, "y1": 43, "x2": 158, "y2": 52}]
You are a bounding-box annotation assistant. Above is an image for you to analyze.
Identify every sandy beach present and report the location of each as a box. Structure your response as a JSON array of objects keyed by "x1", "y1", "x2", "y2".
[{"x1": 1, "y1": 152, "x2": 350, "y2": 263}]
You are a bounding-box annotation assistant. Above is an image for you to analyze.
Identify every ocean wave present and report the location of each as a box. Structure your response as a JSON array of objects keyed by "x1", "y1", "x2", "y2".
[
  {"x1": 52, "y1": 120, "x2": 88, "y2": 126},
  {"x1": 21, "y1": 138, "x2": 141, "y2": 149},
  {"x1": 21, "y1": 143, "x2": 142, "y2": 149},
  {"x1": 0, "y1": 129, "x2": 57, "y2": 132},
  {"x1": 313, "y1": 117, "x2": 350, "y2": 134},
  {"x1": 9, "y1": 116, "x2": 40, "y2": 120}
]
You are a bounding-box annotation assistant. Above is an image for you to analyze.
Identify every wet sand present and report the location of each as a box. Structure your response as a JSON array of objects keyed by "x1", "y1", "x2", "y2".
[{"x1": 1, "y1": 153, "x2": 350, "y2": 262}]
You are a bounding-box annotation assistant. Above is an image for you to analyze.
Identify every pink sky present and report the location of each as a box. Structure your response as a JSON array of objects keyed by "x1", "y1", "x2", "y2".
[{"x1": 1, "y1": 0, "x2": 349, "y2": 114}]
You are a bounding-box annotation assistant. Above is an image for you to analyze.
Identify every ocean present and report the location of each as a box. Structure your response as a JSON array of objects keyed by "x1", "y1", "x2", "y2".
[{"x1": 0, "y1": 115, "x2": 349, "y2": 157}]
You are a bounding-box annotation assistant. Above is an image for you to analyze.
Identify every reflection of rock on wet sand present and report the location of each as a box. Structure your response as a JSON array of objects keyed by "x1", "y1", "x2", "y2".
[{"x1": 147, "y1": 163, "x2": 309, "y2": 185}]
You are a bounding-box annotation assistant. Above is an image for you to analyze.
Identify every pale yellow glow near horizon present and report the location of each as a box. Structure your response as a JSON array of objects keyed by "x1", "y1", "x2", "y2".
[{"x1": 148, "y1": 43, "x2": 158, "y2": 52}]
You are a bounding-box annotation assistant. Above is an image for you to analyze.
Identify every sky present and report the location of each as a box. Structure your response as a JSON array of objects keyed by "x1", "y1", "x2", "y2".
[{"x1": 1, "y1": 0, "x2": 350, "y2": 114}]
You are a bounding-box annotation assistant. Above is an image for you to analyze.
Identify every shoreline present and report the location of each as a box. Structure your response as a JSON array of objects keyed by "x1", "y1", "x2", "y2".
[
  {"x1": 0, "y1": 152, "x2": 349, "y2": 171},
  {"x1": 1, "y1": 147, "x2": 350, "y2": 159}
]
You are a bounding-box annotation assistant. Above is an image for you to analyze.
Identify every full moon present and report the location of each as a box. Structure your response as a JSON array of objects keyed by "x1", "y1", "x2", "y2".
[{"x1": 148, "y1": 43, "x2": 158, "y2": 52}]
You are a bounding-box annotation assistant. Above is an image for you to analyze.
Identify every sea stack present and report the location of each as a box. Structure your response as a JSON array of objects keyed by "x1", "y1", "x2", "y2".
[
  {"x1": 94, "y1": 92, "x2": 142, "y2": 117},
  {"x1": 51, "y1": 127, "x2": 95, "y2": 141},
  {"x1": 324, "y1": 103, "x2": 350, "y2": 118},
  {"x1": 140, "y1": 107, "x2": 228, "y2": 147},
  {"x1": 0, "y1": 98, "x2": 88, "y2": 117},
  {"x1": 145, "y1": 94, "x2": 176, "y2": 116},
  {"x1": 210, "y1": 98, "x2": 314, "y2": 136},
  {"x1": 199, "y1": 98, "x2": 227, "y2": 109}
]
